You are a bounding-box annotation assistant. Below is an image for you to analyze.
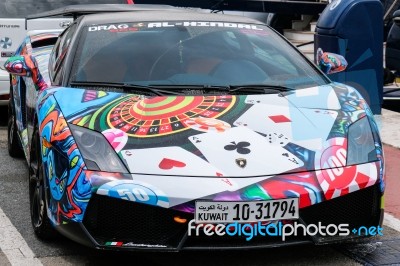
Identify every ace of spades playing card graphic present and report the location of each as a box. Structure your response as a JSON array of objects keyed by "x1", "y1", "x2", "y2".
[{"x1": 189, "y1": 127, "x2": 304, "y2": 176}]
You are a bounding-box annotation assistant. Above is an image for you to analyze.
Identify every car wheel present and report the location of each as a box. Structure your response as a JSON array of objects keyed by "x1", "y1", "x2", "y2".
[
  {"x1": 29, "y1": 127, "x2": 57, "y2": 239},
  {"x1": 7, "y1": 98, "x2": 24, "y2": 158}
]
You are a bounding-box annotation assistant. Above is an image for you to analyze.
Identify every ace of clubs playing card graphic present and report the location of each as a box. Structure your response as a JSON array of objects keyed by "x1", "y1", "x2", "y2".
[{"x1": 189, "y1": 127, "x2": 303, "y2": 176}]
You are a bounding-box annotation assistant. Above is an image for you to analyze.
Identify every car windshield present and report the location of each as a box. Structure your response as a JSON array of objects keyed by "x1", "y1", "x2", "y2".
[{"x1": 70, "y1": 21, "x2": 328, "y2": 90}]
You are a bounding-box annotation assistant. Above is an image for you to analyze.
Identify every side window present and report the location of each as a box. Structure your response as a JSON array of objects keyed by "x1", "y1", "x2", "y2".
[{"x1": 50, "y1": 23, "x2": 77, "y2": 85}]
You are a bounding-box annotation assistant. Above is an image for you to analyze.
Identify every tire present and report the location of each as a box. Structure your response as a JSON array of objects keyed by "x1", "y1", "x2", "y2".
[
  {"x1": 29, "y1": 127, "x2": 57, "y2": 239},
  {"x1": 7, "y1": 97, "x2": 24, "y2": 158}
]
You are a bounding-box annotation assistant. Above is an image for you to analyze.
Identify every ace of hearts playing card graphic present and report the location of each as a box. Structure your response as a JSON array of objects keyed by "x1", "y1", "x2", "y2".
[{"x1": 121, "y1": 146, "x2": 224, "y2": 176}]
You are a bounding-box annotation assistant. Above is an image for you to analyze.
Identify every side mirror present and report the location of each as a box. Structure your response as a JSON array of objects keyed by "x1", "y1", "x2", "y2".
[
  {"x1": 3, "y1": 55, "x2": 47, "y2": 91},
  {"x1": 393, "y1": 10, "x2": 400, "y2": 27},
  {"x1": 316, "y1": 48, "x2": 348, "y2": 74},
  {"x1": 4, "y1": 55, "x2": 36, "y2": 77}
]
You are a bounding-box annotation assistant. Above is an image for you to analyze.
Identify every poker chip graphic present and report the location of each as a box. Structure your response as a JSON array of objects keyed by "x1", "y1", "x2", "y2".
[
  {"x1": 0, "y1": 37, "x2": 12, "y2": 49},
  {"x1": 315, "y1": 137, "x2": 378, "y2": 200},
  {"x1": 102, "y1": 128, "x2": 128, "y2": 152},
  {"x1": 103, "y1": 95, "x2": 235, "y2": 138},
  {"x1": 97, "y1": 180, "x2": 169, "y2": 208},
  {"x1": 185, "y1": 117, "x2": 231, "y2": 132}
]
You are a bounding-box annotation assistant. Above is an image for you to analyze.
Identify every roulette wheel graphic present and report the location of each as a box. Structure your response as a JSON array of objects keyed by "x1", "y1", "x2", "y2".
[{"x1": 94, "y1": 95, "x2": 236, "y2": 138}]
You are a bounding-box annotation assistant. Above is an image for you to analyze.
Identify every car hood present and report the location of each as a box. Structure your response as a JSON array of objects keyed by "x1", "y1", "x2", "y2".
[{"x1": 52, "y1": 83, "x2": 370, "y2": 177}]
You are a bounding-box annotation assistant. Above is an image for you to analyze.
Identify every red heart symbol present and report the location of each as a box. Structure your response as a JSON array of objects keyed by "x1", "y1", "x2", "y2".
[
  {"x1": 159, "y1": 158, "x2": 186, "y2": 170},
  {"x1": 221, "y1": 178, "x2": 232, "y2": 186}
]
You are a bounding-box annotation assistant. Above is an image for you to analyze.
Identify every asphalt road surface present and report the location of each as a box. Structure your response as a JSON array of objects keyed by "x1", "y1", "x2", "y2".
[{"x1": 0, "y1": 105, "x2": 400, "y2": 265}]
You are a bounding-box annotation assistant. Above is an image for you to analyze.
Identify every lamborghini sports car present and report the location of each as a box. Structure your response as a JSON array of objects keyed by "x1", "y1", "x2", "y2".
[{"x1": 4, "y1": 4, "x2": 384, "y2": 250}]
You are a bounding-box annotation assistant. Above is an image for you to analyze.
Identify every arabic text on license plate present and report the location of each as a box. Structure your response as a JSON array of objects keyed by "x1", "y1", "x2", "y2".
[{"x1": 195, "y1": 198, "x2": 298, "y2": 224}]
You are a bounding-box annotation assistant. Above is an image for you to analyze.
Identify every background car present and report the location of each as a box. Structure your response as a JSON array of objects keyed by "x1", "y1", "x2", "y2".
[
  {"x1": 0, "y1": 0, "x2": 133, "y2": 106},
  {"x1": 4, "y1": 4, "x2": 384, "y2": 250}
]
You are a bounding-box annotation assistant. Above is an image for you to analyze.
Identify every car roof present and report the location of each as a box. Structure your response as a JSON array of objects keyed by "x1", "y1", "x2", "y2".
[
  {"x1": 27, "y1": 4, "x2": 183, "y2": 19},
  {"x1": 27, "y1": 4, "x2": 263, "y2": 25},
  {"x1": 79, "y1": 9, "x2": 263, "y2": 26}
]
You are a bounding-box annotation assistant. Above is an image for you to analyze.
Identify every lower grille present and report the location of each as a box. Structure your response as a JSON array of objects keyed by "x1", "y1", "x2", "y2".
[
  {"x1": 82, "y1": 184, "x2": 382, "y2": 249},
  {"x1": 184, "y1": 228, "x2": 310, "y2": 249},
  {"x1": 300, "y1": 184, "x2": 382, "y2": 230},
  {"x1": 185, "y1": 184, "x2": 382, "y2": 248},
  {"x1": 83, "y1": 195, "x2": 192, "y2": 247}
]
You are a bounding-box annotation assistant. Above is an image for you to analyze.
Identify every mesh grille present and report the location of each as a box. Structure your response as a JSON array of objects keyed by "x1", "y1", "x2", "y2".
[
  {"x1": 186, "y1": 185, "x2": 382, "y2": 248},
  {"x1": 300, "y1": 184, "x2": 381, "y2": 229},
  {"x1": 83, "y1": 195, "x2": 192, "y2": 247},
  {"x1": 83, "y1": 184, "x2": 381, "y2": 249}
]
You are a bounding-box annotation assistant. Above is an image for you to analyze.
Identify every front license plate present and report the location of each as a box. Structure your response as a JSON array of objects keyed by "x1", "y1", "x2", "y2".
[{"x1": 195, "y1": 198, "x2": 299, "y2": 224}]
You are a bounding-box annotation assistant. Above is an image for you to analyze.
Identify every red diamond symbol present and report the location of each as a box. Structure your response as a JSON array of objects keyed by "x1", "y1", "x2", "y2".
[{"x1": 268, "y1": 115, "x2": 291, "y2": 123}]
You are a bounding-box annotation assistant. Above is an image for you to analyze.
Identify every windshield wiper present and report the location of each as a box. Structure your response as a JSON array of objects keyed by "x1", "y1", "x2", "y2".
[
  {"x1": 70, "y1": 81, "x2": 179, "y2": 96},
  {"x1": 71, "y1": 82, "x2": 295, "y2": 96},
  {"x1": 227, "y1": 84, "x2": 295, "y2": 94},
  {"x1": 149, "y1": 84, "x2": 294, "y2": 94}
]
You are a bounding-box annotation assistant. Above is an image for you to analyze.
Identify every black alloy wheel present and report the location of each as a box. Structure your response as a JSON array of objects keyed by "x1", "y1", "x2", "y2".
[{"x1": 29, "y1": 127, "x2": 57, "y2": 239}]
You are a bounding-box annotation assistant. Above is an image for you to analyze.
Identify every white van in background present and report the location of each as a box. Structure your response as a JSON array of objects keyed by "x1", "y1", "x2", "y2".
[
  {"x1": 0, "y1": 18, "x2": 25, "y2": 105},
  {"x1": 0, "y1": 0, "x2": 130, "y2": 106}
]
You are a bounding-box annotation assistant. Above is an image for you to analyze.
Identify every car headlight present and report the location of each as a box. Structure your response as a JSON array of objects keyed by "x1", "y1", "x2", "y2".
[
  {"x1": 69, "y1": 124, "x2": 128, "y2": 173},
  {"x1": 347, "y1": 116, "x2": 377, "y2": 165}
]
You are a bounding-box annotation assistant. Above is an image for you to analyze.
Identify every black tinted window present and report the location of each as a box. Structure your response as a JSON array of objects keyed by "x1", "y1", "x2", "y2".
[
  {"x1": 51, "y1": 23, "x2": 77, "y2": 84},
  {"x1": 70, "y1": 21, "x2": 327, "y2": 89}
]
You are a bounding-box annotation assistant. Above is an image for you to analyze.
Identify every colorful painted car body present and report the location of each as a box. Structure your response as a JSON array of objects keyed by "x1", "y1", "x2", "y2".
[{"x1": 4, "y1": 5, "x2": 384, "y2": 250}]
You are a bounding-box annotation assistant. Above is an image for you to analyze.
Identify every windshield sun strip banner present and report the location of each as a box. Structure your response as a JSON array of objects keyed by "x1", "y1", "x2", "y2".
[{"x1": 87, "y1": 21, "x2": 265, "y2": 32}]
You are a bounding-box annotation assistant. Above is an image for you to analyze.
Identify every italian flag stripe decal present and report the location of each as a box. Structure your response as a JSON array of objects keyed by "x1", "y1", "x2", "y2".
[{"x1": 105, "y1": 242, "x2": 123, "y2": 246}]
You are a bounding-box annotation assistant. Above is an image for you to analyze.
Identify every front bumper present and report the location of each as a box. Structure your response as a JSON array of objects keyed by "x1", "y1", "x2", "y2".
[{"x1": 55, "y1": 182, "x2": 383, "y2": 251}]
